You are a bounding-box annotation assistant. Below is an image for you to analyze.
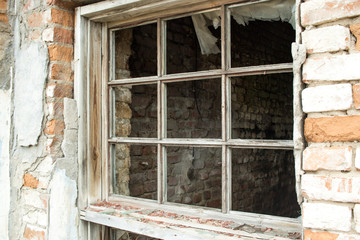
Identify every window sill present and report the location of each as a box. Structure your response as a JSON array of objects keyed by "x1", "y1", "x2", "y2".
[{"x1": 81, "y1": 200, "x2": 301, "y2": 240}]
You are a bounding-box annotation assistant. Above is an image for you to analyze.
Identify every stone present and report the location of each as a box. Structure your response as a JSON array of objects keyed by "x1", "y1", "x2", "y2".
[
  {"x1": 356, "y1": 148, "x2": 360, "y2": 170},
  {"x1": 301, "y1": 0, "x2": 360, "y2": 26},
  {"x1": 302, "y1": 202, "x2": 352, "y2": 231},
  {"x1": 303, "y1": 54, "x2": 360, "y2": 82},
  {"x1": 305, "y1": 115, "x2": 360, "y2": 142},
  {"x1": 301, "y1": 84, "x2": 352, "y2": 113},
  {"x1": 302, "y1": 175, "x2": 360, "y2": 202},
  {"x1": 22, "y1": 189, "x2": 47, "y2": 209},
  {"x1": 48, "y1": 169, "x2": 78, "y2": 240},
  {"x1": 302, "y1": 26, "x2": 350, "y2": 53},
  {"x1": 14, "y1": 42, "x2": 48, "y2": 146},
  {"x1": 302, "y1": 146, "x2": 352, "y2": 171}
]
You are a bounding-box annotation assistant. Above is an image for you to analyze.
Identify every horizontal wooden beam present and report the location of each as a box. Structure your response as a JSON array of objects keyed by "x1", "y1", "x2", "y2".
[
  {"x1": 108, "y1": 63, "x2": 293, "y2": 86},
  {"x1": 108, "y1": 137, "x2": 294, "y2": 149}
]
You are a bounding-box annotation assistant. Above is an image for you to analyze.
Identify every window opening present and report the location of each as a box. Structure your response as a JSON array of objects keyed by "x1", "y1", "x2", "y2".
[{"x1": 98, "y1": 1, "x2": 301, "y2": 238}]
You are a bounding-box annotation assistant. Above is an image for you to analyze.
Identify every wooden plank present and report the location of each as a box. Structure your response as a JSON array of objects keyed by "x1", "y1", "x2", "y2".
[
  {"x1": 85, "y1": 0, "x2": 257, "y2": 28},
  {"x1": 88, "y1": 21, "x2": 103, "y2": 203},
  {"x1": 101, "y1": 23, "x2": 109, "y2": 201},
  {"x1": 74, "y1": 9, "x2": 89, "y2": 240},
  {"x1": 107, "y1": 63, "x2": 292, "y2": 86}
]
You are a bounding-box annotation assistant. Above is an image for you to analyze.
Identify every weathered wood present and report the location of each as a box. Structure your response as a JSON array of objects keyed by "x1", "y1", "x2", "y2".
[
  {"x1": 74, "y1": 9, "x2": 89, "y2": 240},
  {"x1": 108, "y1": 63, "x2": 293, "y2": 86},
  {"x1": 88, "y1": 21, "x2": 103, "y2": 203},
  {"x1": 101, "y1": 23, "x2": 109, "y2": 201}
]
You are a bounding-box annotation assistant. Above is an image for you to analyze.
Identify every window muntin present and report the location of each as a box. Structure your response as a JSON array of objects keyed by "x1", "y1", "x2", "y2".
[{"x1": 107, "y1": 3, "x2": 297, "y2": 219}]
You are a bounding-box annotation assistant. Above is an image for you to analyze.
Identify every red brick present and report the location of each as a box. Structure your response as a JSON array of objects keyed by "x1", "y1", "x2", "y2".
[
  {"x1": 353, "y1": 84, "x2": 360, "y2": 109},
  {"x1": 47, "y1": 83, "x2": 73, "y2": 98},
  {"x1": 305, "y1": 115, "x2": 360, "y2": 142},
  {"x1": 27, "y1": 11, "x2": 50, "y2": 28},
  {"x1": 48, "y1": 44, "x2": 73, "y2": 63},
  {"x1": 50, "y1": 63, "x2": 73, "y2": 81},
  {"x1": 46, "y1": 0, "x2": 77, "y2": 10},
  {"x1": 44, "y1": 27, "x2": 73, "y2": 44},
  {"x1": 48, "y1": 101, "x2": 64, "y2": 119},
  {"x1": 23, "y1": 173, "x2": 39, "y2": 188},
  {"x1": 46, "y1": 137, "x2": 62, "y2": 154},
  {"x1": 351, "y1": 23, "x2": 360, "y2": 51},
  {"x1": 0, "y1": 13, "x2": 7, "y2": 22},
  {"x1": 45, "y1": 119, "x2": 65, "y2": 135},
  {"x1": 0, "y1": 0, "x2": 6, "y2": 11},
  {"x1": 304, "y1": 230, "x2": 339, "y2": 240},
  {"x1": 303, "y1": 147, "x2": 352, "y2": 171},
  {"x1": 30, "y1": 30, "x2": 41, "y2": 40},
  {"x1": 24, "y1": 225, "x2": 45, "y2": 240},
  {"x1": 50, "y1": 8, "x2": 74, "y2": 28}
]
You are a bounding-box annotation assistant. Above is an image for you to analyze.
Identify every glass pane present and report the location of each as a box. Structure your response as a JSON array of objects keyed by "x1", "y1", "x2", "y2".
[
  {"x1": 166, "y1": 11, "x2": 221, "y2": 74},
  {"x1": 112, "y1": 84, "x2": 157, "y2": 138},
  {"x1": 112, "y1": 144, "x2": 157, "y2": 200},
  {"x1": 231, "y1": 73, "x2": 293, "y2": 140},
  {"x1": 114, "y1": 23, "x2": 157, "y2": 79},
  {"x1": 167, "y1": 79, "x2": 221, "y2": 138},
  {"x1": 231, "y1": 148, "x2": 300, "y2": 218},
  {"x1": 230, "y1": 4, "x2": 294, "y2": 68},
  {"x1": 167, "y1": 146, "x2": 221, "y2": 209}
]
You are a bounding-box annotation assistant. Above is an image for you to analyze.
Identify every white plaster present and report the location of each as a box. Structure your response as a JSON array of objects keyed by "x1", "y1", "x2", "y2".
[
  {"x1": 64, "y1": 98, "x2": 78, "y2": 130},
  {"x1": 22, "y1": 189, "x2": 47, "y2": 209},
  {"x1": 303, "y1": 54, "x2": 360, "y2": 82},
  {"x1": 23, "y1": 210, "x2": 47, "y2": 227},
  {"x1": 354, "y1": 205, "x2": 360, "y2": 233},
  {"x1": 302, "y1": 25, "x2": 350, "y2": 53},
  {"x1": 303, "y1": 202, "x2": 352, "y2": 231},
  {"x1": 302, "y1": 84, "x2": 353, "y2": 113},
  {"x1": 62, "y1": 129, "x2": 78, "y2": 158},
  {"x1": 14, "y1": 42, "x2": 48, "y2": 146},
  {"x1": 35, "y1": 156, "x2": 54, "y2": 175},
  {"x1": 0, "y1": 90, "x2": 10, "y2": 240},
  {"x1": 48, "y1": 169, "x2": 78, "y2": 240}
]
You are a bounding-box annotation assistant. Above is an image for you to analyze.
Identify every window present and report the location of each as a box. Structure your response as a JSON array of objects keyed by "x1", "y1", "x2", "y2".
[{"x1": 76, "y1": 0, "x2": 302, "y2": 239}]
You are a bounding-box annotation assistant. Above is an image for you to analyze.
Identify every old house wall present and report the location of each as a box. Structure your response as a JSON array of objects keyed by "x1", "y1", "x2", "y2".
[{"x1": 300, "y1": 0, "x2": 360, "y2": 238}]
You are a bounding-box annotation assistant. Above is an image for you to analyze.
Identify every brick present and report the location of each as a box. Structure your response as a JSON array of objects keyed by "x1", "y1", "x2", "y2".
[
  {"x1": 23, "y1": 189, "x2": 47, "y2": 209},
  {"x1": 45, "y1": 0, "x2": 77, "y2": 10},
  {"x1": 302, "y1": 175, "x2": 360, "y2": 202},
  {"x1": 23, "y1": 0, "x2": 41, "y2": 11},
  {"x1": 303, "y1": 202, "x2": 352, "y2": 231},
  {"x1": 0, "y1": 13, "x2": 8, "y2": 22},
  {"x1": 23, "y1": 173, "x2": 39, "y2": 188},
  {"x1": 305, "y1": 115, "x2": 360, "y2": 142},
  {"x1": 303, "y1": 54, "x2": 360, "y2": 82},
  {"x1": 351, "y1": 23, "x2": 360, "y2": 51},
  {"x1": 354, "y1": 84, "x2": 360, "y2": 109},
  {"x1": 27, "y1": 10, "x2": 51, "y2": 28},
  {"x1": 301, "y1": 0, "x2": 360, "y2": 26},
  {"x1": 43, "y1": 27, "x2": 73, "y2": 44},
  {"x1": 50, "y1": 63, "x2": 73, "y2": 81},
  {"x1": 46, "y1": 83, "x2": 73, "y2": 98},
  {"x1": 302, "y1": 26, "x2": 350, "y2": 53},
  {"x1": 48, "y1": 44, "x2": 73, "y2": 63},
  {"x1": 50, "y1": 8, "x2": 74, "y2": 28},
  {"x1": 303, "y1": 230, "x2": 339, "y2": 240},
  {"x1": 24, "y1": 225, "x2": 45, "y2": 240},
  {"x1": 48, "y1": 101, "x2": 64, "y2": 119},
  {"x1": 45, "y1": 119, "x2": 65, "y2": 135},
  {"x1": 30, "y1": 30, "x2": 41, "y2": 40},
  {"x1": 46, "y1": 137, "x2": 62, "y2": 155},
  {"x1": 303, "y1": 146, "x2": 352, "y2": 171},
  {"x1": 302, "y1": 84, "x2": 352, "y2": 113},
  {"x1": 0, "y1": 0, "x2": 6, "y2": 11}
]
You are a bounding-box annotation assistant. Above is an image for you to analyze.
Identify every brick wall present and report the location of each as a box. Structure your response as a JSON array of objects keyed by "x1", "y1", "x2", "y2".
[{"x1": 300, "y1": 0, "x2": 360, "y2": 238}]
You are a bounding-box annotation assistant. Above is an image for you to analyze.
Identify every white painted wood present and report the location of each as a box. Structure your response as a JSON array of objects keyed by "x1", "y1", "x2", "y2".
[
  {"x1": 108, "y1": 63, "x2": 293, "y2": 86},
  {"x1": 108, "y1": 138, "x2": 294, "y2": 149}
]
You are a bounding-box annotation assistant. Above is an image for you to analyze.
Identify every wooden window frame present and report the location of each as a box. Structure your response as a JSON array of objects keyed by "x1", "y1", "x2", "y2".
[{"x1": 75, "y1": 0, "x2": 304, "y2": 239}]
